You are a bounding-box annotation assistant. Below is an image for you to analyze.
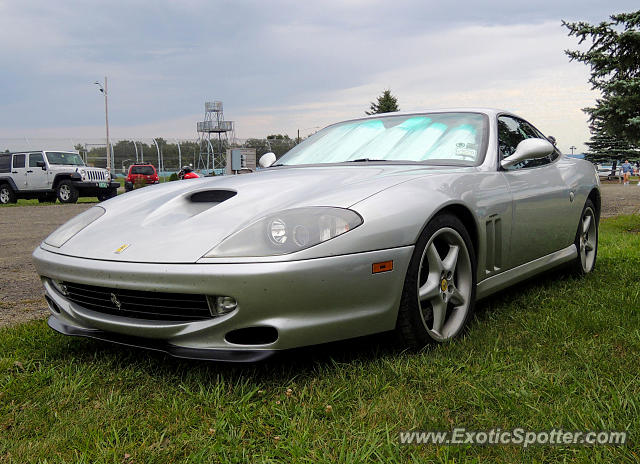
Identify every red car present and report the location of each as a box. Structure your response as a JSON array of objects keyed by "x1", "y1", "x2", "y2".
[{"x1": 125, "y1": 164, "x2": 159, "y2": 191}]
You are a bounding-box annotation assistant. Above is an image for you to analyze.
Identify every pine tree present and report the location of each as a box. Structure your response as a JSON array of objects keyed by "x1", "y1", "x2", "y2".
[
  {"x1": 563, "y1": 11, "x2": 640, "y2": 147},
  {"x1": 585, "y1": 120, "x2": 640, "y2": 163},
  {"x1": 365, "y1": 90, "x2": 400, "y2": 115}
]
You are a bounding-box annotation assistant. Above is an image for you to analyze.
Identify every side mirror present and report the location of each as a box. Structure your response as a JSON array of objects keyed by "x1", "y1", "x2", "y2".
[
  {"x1": 501, "y1": 138, "x2": 554, "y2": 169},
  {"x1": 259, "y1": 152, "x2": 277, "y2": 168},
  {"x1": 37, "y1": 160, "x2": 46, "y2": 169}
]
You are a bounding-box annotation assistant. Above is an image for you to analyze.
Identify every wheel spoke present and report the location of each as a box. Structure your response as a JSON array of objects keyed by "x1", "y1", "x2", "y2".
[
  {"x1": 419, "y1": 280, "x2": 440, "y2": 301},
  {"x1": 426, "y1": 243, "x2": 444, "y2": 274},
  {"x1": 582, "y1": 215, "x2": 592, "y2": 234},
  {"x1": 585, "y1": 241, "x2": 594, "y2": 252},
  {"x1": 450, "y1": 286, "x2": 465, "y2": 306},
  {"x1": 442, "y1": 245, "x2": 459, "y2": 273},
  {"x1": 431, "y1": 298, "x2": 447, "y2": 334}
]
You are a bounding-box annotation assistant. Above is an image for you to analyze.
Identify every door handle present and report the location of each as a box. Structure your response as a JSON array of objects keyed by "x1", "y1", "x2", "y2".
[
  {"x1": 27, "y1": 170, "x2": 33, "y2": 173},
  {"x1": 12, "y1": 171, "x2": 18, "y2": 173}
]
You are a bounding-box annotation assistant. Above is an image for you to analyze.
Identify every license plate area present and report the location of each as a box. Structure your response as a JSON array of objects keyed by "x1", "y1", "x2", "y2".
[{"x1": 98, "y1": 182, "x2": 107, "y2": 188}]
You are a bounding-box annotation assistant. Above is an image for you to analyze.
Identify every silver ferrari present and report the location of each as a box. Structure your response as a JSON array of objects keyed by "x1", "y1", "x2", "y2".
[{"x1": 33, "y1": 109, "x2": 600, "y2": 361}]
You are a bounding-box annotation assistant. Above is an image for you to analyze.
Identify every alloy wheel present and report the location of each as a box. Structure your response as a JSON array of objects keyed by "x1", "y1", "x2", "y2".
[
  {"x1": 59, "y1": 185, "x2": 70, "y2": 201},
  {"x1": 416, "y1": 227, "x2": 473, "y2": 341},
  {"x1": 579, "y1": 206, "x2": 597, "y2": 273}
]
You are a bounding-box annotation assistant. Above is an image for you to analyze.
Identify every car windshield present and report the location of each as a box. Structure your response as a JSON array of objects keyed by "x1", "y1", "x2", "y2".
[
  {"x1": 131, "y1": 166, "x2": 154, "y2": 175},
  {"x1": 45, "y1": 152, "x2": 85, "y2": 166},
  {"x1": 276, "y1": 112, "x2": 487, "y2": 166}
]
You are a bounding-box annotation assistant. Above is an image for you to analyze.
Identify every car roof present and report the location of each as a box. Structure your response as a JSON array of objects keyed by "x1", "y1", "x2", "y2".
[{"x1": 5, "y1": 150, "x2": 78, "y2": 155}]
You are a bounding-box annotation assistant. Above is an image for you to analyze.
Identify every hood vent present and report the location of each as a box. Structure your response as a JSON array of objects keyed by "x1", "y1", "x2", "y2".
[{"x1": 189, "y1": 190, "x2": 236, "y2": 203}]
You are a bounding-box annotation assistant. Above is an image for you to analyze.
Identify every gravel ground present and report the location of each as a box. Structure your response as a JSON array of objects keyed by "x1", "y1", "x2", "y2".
[
  {"x1": 1, "y1": 182, "x2": 638, "y2": 328},
  {"x1": 0, "y1": 203, "x2": 92, "y2": 327}
]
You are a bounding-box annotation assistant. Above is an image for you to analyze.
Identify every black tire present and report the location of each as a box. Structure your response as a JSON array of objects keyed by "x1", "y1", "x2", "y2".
[
  {"x1": 97, "y1": 189, "x2": 117, "y2": 202},
  {"x1": 569, "y1": 198, "x2": 598, "y2": 275},
  {"x1": 56, "y1": 180, "x2": 79, "y2": 204},
  {"x1": 38, "y1": 193, "x2": 57, "y2": 203},
  {"x1": 0, "y1": 184, "x2": 17, "y2": 204},
  {"x1": 124, "y1": 182, "x2": 133, "y2": 192},
  {"x1": 396, "y1": 213, "x2": 477, "y2": 348}
]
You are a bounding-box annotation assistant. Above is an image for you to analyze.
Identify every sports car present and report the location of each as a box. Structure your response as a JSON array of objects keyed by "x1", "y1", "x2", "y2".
[{"x1": 33, "y1": 109, "x2": 600, "y2": 362}]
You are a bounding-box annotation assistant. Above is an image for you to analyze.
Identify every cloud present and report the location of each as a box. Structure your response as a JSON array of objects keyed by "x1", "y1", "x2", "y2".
[{"x1": 0, "y1": 0, "x2": 637, "y2": 154}]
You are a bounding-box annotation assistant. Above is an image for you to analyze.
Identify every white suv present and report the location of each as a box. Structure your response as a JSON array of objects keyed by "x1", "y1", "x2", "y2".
[{"x1": 0, "y1": 151, "x2": 119, "y2": 204}]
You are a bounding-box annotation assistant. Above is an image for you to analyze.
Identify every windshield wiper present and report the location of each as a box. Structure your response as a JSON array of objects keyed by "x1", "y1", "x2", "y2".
[{"x1": 344, "y1": 158, "x2": 388, "y2": 163}]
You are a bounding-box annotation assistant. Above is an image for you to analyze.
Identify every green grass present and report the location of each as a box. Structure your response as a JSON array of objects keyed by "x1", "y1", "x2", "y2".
[{"x1": 1, "y1": 216, "x2": 639, "y2": 463}]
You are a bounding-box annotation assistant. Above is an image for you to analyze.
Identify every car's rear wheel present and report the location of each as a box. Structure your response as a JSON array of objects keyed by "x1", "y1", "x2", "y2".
[
  {"x1": 396, "y1": 213, "x2": 476, "y2": 347},
  {"x1": 0, "y1": 184, "x2": 17, "y2": 204},
  {"x1": 57, "y1": 180, "x2": 79, "y2": 204},
  {"x1": 570, "y1": 199, "x2": 598, "y2": 275}
]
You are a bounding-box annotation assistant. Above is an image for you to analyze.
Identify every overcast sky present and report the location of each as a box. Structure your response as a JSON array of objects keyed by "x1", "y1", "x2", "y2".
[{"x1": 0, "y1": 1, "x2": 638, "y2": 153}]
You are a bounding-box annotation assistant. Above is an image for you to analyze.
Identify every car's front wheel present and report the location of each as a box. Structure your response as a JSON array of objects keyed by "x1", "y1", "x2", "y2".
[
  {"x1": 0, "y1": 184, "x2": 17, "y2": 204},
  {"x1": 57, "y1": 180, "x2": 79, "y2": 204},
  {"x1": 396, "y1": 213, "x2": 476, "y2": 347}
]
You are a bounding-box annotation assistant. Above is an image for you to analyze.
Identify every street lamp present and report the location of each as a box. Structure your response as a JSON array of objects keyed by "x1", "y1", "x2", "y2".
[
  {"x1": 94, "y1": 77, "x2": 111, "y2": 173},
  {"x1": 569, "y1": 145, "x2": 577, "y2": 155}
]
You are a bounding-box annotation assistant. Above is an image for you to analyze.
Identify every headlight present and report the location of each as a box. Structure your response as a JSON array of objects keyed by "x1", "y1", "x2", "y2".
[
  {"x1": 204, "y1": 207, "x2": 362, "y2": 257},
  {"x1": 79, "y1": 169, "x2": 87, "y2": 180},
  {"x1": 105, "y1": 171, "x2": 111, "y2": 181},
  {"x1": 44, "y1": 206, "x2": 105, "y2": 248}
]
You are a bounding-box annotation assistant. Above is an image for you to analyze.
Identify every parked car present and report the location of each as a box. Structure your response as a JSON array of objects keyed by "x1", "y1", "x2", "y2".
[
  {"x1": 0, "y1": 151, "x2": 119, "y2": 204},
  {"x1": 33, "y1": 109, "x2": 600, "y2": 361},
  {"x1": 124, "y1": 163, "x2": 159, "y2": 191}
]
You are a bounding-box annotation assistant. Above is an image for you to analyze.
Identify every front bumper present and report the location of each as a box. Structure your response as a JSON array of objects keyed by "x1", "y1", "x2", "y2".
[
  {"x1": 73, "y1": 180, "x2": 119, "y2": 191},
  {"x1": 33, "y1": 245, "x2": 413, "y2": 358}
]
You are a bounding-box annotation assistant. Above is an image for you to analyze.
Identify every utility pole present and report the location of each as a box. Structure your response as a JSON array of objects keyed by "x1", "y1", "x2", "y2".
[
  {"x1": 569, "y1": 145, "x2": 577, "y2": 155},
  {"x1": 94, "y1": 77, "x2": 111, "y2": 172},
  {"x1": 104, "y1": 76, "x2": 111, "y2": 172}
]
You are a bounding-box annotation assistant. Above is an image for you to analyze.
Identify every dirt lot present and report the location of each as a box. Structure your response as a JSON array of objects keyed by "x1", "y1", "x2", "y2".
[
  {"x1": 0, "y1": 203, "x2": 93, "y2": 327},
  {"x1": 1, "y1": 182, "x2": 639, "y2": 328}
]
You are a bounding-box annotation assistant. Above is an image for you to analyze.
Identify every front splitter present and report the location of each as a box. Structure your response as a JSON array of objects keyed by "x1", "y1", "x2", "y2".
[{"x1": 47, "y1": 316, "x2": 275, "y2": 363}]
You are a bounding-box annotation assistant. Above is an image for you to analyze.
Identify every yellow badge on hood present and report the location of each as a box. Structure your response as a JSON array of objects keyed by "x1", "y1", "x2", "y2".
[{"x1": 114, "y1": 244, "x2": 130, "y2": 254}]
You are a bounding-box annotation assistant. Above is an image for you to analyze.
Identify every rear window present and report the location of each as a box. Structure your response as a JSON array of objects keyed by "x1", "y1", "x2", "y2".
[
  {"x1": 130, "y1": 165, "x2": 155, "y2": 175},
  {"x1": 0, "y1": 154, "x2": 9, "y2": 173}
]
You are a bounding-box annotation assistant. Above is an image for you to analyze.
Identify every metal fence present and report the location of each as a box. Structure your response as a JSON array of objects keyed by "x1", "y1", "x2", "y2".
[{"x1": 0, "y1": 137, "x2": 218, "y2": 177}]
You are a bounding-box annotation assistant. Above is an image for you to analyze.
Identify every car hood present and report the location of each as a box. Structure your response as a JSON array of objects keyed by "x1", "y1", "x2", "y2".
[{"x1": 51, "y1": 164, "x2": 470, "y2": 263}]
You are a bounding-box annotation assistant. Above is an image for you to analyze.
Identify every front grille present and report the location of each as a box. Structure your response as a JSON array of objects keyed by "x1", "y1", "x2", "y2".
[
  {"x1": 87, "y1": 170, "x2": 106, "y2": 181},
  {"x1": 61, "y1": 282, "x2": 213, "y2": 322}
]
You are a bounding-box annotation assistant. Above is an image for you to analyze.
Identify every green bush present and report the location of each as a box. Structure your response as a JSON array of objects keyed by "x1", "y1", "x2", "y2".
[{"x1": 168, "y1": 172, "x2": 179, "y2": 182}]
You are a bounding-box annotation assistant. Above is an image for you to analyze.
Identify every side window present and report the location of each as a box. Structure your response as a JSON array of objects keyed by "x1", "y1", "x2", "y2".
[
  {"x1": 498, "y1": 116, "x2": 526, "y2": 160},
  {"x1": 498, "y1": 116, "x2": 551, "y2": 170},
  {"x1": 13, "y1": 154, "x2": 26, "y2": 169},
  {"x1": 29, "y1": 153, "x2": 44, "y2": 168},
  {"x1": 0, "y1": 154, "x2": 10, "y2": 173}
]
